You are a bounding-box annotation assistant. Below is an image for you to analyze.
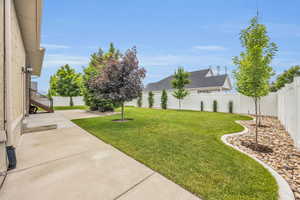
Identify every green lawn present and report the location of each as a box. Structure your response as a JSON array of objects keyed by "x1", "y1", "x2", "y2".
[
  {"x1": 72, "y1": 107, "x2": 278, "y2": 200},
  {"x1": 54, "y1": 105, "x2": 88, "y2": 110}
]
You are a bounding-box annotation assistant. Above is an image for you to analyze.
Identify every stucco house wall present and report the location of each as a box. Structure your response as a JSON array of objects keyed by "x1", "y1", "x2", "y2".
[
  {"x1": 5, "y1": 0, "x2": 26, "y2": 147},
  {"x1": 0, "y1": 0, "x2": 44, "y2": 183},
  {"x1": 0, "y1": 0, "x2": 7, "y2": 184},
  {"x1": 0, "y1": 0, "x2": 4, "y2": 131}
]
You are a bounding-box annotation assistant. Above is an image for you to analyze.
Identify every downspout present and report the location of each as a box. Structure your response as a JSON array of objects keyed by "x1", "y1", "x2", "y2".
[
  {"x1": 2, "y1": 0, "x2": 7, "y2": 135},
  {"x1": 4, "y1": 0, "x2": 16, "y2": 171},
  {"x1": 25, "y1": 67, "x2": 31, "y2": 116},
  {"x1": 0, "y1": 0, "x2": 8, "y2": 189},
  {"x1": 4, "y1": 0, "x2": 11, "y2": 147}
]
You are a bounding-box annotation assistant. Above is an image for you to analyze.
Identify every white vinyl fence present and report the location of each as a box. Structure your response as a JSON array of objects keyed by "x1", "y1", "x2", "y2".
[
  {"x1": 52, "y1": 96, "x2": 85, "y2": 107},
  {"x1": 277, "y1": 77, "x2": 300, "y2": 148},
  {"x1": 127, "y1": 77, "x2": 300, "y2": 149},
  {"x1": 127, "y1": 91, "x2": 278, "y2": 116},
  {"x1": 51, "y1": 77, "x2": 300, "y2": 148}
]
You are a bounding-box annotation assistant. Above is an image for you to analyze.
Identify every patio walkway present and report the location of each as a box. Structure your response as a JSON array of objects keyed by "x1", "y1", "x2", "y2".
[{"x1": 0, "y1": 110, "x2": 200, "y2": 200}]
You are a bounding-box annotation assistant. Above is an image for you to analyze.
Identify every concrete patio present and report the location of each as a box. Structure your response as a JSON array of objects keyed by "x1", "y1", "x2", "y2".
[{"x1": 0, "y1": 110, "x2": 200, "y2": 200}]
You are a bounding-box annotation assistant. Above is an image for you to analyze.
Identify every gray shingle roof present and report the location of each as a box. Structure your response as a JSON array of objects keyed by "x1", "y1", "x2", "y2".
[{"x1": 145, "y1": 69, "x2": 229, "y2": 91}]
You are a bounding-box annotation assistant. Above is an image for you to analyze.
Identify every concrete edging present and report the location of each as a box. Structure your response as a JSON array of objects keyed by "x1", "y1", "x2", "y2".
[{"x1": 221, "y1": 121, "x2": 295, "y2": 200}]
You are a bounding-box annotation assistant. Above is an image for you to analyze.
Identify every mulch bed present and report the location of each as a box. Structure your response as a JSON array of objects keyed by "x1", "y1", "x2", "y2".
[{"x1": 227, "y1": 117, "x2": 300, "y2": 199}]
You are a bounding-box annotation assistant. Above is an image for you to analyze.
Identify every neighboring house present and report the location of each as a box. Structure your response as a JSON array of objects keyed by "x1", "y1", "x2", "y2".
[
  {"x1": 145, "y1": 68, "x2": 232, "y2": 93},
  {"x1": 0, "y1": 0, "x2": 45, "y2": 184}
]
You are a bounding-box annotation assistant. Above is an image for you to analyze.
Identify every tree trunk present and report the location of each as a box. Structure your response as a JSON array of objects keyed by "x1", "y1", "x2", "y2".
[
  {"x1": 179, "y1": 99, "x2": 181, "y2": 110},
  {"x1": 254, "y1": 98, "x2": 258, "y2": 145},
  {"x1": 70, "y1": 96, "x2": 74, "y2": 107},
  {"x1": 258, "y1": 98, "x2": 262, "y2": 126},
  {"x1": 121, "y1": 102, "x2": 125, "y2": 121}
]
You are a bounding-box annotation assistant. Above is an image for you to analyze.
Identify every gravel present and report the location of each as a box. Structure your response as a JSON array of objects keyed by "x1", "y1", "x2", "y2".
[{"x1": 227, "y1": 117, "x2": 300, "y2": 199}]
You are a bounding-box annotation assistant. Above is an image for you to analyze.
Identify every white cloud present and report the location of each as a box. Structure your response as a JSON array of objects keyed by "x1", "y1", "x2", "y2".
[
  {"x1": 43, "y1": 54, "x2": 89, "y2": 68},
  {"x1": 139, "y1": 54, "x2": 232, "y2": 67},
  {"x1": 42, "y1": 44, "x2": 71, "y2": 49},
  {"x1": 193, "y1": 45, "x2": 227, "y2": 51}
]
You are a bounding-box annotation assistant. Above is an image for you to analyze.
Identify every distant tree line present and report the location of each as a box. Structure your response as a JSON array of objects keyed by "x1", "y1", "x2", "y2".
[
  {"x1": 270, "y1": 65, "x2": 300, "y2": 92},
  {"x1": 48, "y1": 64, "x2": 82, "y2": 106}
]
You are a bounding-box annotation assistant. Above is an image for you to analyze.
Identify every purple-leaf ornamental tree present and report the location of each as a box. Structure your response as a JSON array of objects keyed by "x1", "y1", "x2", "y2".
[{"x1": 89, "y1": 47, "x2": 146, "y2": 121}]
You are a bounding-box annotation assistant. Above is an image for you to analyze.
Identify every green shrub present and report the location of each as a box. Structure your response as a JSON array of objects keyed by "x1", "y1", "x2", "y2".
[
  {"x1": 229, "y1": 101, "x2": 233, "y2": 113},
  {"x1": 200, "y1": 101, "x2": 204, "y2": 111},
  {"x1": 213, "y1": 100, "x2": 218, "y2": 112},
  {"x1": 82, "y1": 43, "x2": 121, "y2": 113},
  {"x1": 89, "y1": 98, "x2": 115, "y2": 112},
  {"x1": 148, "y1": 91, "x2": 154, "y2": 108},
  {"x1": 161, "y1": 89, "x2": 168, "y2": 109},
  {"x1": 137, "y1": 93, "x2": 142, "y2": 107},
  {"x1": 82, "y1": 77, "x2": 115, "y2": 112}
]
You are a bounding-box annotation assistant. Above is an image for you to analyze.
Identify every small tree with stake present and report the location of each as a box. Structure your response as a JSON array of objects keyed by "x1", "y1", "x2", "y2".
[
  {"x1": 233, "y1": 16, "x2": 277, "y2": 145},
  {"x1": 90, "y1": 47, "x2": 146, "y2": 121},
  {"x1": 171, "y1": 67, "x2": 191, "y2": 110},
  {"x1": 83, "y1": 43, "x2": 121, "y2": 111}
]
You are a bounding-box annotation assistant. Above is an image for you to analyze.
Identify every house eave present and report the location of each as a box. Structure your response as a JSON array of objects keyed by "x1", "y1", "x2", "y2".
[{"x1": 14, "y1": 0, "x2": 45, "y2": 76}]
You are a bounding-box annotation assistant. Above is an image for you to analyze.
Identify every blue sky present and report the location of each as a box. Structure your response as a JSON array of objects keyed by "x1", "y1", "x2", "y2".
[{"x1": 37, "y1": 0, "x2": 300, "y2": 93}]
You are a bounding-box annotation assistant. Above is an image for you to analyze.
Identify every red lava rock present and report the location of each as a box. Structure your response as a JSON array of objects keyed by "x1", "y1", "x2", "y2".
[{"x1": 228, "y1": 117, "x2": 300, "y2": 199}]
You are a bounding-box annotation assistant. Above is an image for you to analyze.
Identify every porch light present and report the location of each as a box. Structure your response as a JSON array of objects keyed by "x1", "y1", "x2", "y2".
[{"x1": 26, "y1": 66, "x2": 33, "y2": 73}]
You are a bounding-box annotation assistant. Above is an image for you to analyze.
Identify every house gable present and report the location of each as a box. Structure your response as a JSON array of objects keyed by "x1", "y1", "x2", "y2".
[
  {"x1": 222, "y1": 76, "x2": 232, "y2": 90},
  {"x1": 145, "y1": 68, "x2": 231, "y2": 92}
]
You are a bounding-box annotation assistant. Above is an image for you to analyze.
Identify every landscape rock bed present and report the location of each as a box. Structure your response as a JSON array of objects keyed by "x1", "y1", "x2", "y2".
[{"x1": 227, "y1": 117, "x2": 300, "y2": 199}]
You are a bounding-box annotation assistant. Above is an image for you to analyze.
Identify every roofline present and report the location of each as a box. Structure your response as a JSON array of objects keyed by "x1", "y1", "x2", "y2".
[
  {"x1": 146, "y1": 74, "x2": 229, "y2": 90},
  {"x1": 14, "y1": 0, "x2": 45, "y2": 76},
  {"x1": 144, "y1": 86, "x2": 231, "y2": 92},
  {"x1": 146, "y1": 68, "x2": 211, "y2": 86}
]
